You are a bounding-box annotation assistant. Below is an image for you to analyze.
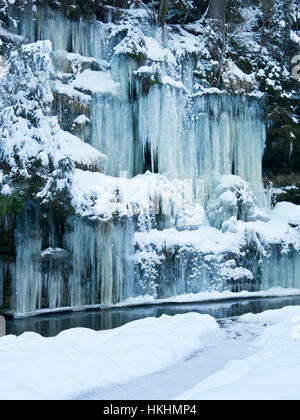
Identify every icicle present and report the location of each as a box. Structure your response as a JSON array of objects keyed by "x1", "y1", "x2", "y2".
[
  {"x1": 12, "y1": 201, "x2": 42, "y2": 314},
  {"x1": 62, "y1": 217, "x2": 135, "y2": 309},
  {"x1": 261, "y1": 245, "x2": 300, "y2": 290},
  {"x1": 134, "y1": 83, "x2": 265, "y2": 205},
  {"x1": 90, "y1": 92, "x2": 135, "y2": 177},
  {"x1": 0, "y1": 262, "x2": 3, "y2": 308},
  {"x1": 9, "y1": 4, "x2": 109, "y2": 60},
  {"x1": 0, "y1": 259, "x2": 15, "y2": 310}
]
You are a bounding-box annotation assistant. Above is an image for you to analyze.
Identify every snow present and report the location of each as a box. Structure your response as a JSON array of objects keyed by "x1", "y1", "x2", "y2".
[
  {"x1": 290, "y1": 30, "x2": 300, "y2": 46},
  {"x1": 64, "y1": 52, "x2": 109, "y2": 71},
  {"x1": 115, "y1": 288, "x2": 300, "y2": 309},
  {"x1": 219, "y1": 190, "x2": 238, "y2": 206},
  {"x1": 222, "y1": 59, "x2": 256, "y2": 93},
  {"x1": 73, "y1": 115, "x2": 90, "y2": 125},
  {"x1": 1, "y1": 307, "x2": 300, "y2": 400},
  {"x1": 0, "y1": 40, "x2": 107, "y2": 192},
  {"x1": 161, "y1": 76, "x2": 187, "y2": 91},
  {"x1": 55, "y1": 130, "x2": 107, "y2": 170},
  {"x1": 271, "y1": 201, "x2": 300, "y2": 226},
  {"x1": 144, "y1": 36, "x2": 168, "y2": 61},
  {"x1": 135, "y1": 225, "x2": 245, "y2": 255},
  {"x1": 219, "y1": 264, "x2": 254, "y2": 281},
  {"x1": 53, "y1": 68, "x2": 120, "y2": 98},
  {"x1": 246, "y1": 202, "x2": 300, "y2": 249},
  {"x1": 51, "y1": 79, "x2": 91, "y2": 103},
  {"x1": 195, "y1": 87, "x2": 224, "y2": 95},
  {"x1": 0, "y1": 313, "x2": 219, "y2": 400},
  {"x1": 70, "y1": 169, "x2": 204, "y2": 223},
  {"x1": 72, "y1": 69, "x2": 120, "y2": 95},
  {"x1": 41, "y1": 247, "x2": 66, "y2": 257},
  {"x1": 178, "y1": 306, "x2": 300, "y2": 400},
  {"x1": 0, "y1": 26, "x2": 23, "y2": 42},
  {"x1": 135, "y1": 201, "x2": 300, "y2": 255}
]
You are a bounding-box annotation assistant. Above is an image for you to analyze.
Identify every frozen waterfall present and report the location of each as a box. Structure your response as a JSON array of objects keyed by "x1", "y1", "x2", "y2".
[{"x1": 0, "y1": 2, "x2": 298, "y2": 317}]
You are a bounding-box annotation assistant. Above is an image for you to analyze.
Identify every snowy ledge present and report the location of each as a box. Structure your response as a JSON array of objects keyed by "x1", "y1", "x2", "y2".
[
  {"x1": 134, "y1": 200, "x2": 300, "y2": 254},
  {"x1": 113, "y1": 288, "x2": 300, "y2": 309}
]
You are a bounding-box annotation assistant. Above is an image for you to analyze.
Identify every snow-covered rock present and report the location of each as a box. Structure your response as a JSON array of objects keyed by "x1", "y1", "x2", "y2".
[{"x1": 206, "y1": 175, "x2": 267, "y2": 230}]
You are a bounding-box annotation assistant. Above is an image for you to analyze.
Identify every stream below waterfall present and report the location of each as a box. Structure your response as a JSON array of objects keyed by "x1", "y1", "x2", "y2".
[{"x1": 3, "y1": 295, "x2": 300, "y2": 338}]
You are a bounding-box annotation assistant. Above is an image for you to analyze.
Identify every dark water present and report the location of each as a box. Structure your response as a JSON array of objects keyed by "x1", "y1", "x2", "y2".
[{"x1": 3, "y1": 295, "x2": 300, "y2": 337}]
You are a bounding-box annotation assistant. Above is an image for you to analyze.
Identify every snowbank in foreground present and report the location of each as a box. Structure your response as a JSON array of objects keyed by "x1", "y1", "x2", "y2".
[
  {"x1": 1, "y1": 307, "x2": 300, "y2": 400},
  {"x1": 0, "y1": 313, "x2": 219, "y2": 400},
  {"x1": 177, "y1": 306, "x2": 300, "y2": 400}
]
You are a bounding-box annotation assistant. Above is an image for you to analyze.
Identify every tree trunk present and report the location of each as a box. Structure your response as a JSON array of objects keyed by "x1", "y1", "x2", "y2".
[
  {"x1": 261, "y1": 0, "x2": 274, "y2": 45},
  {"x1": 158, "y1": 0, "x2": 169, "y2": 27},
  {"x1": 208, "y1": 0, "x2": 227, "y2": 21}
]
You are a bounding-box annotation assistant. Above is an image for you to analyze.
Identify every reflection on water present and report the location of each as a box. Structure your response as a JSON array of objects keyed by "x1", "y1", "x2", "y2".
[{"x1": 3, "y1": 295, "x2": 300, "y2": 338}]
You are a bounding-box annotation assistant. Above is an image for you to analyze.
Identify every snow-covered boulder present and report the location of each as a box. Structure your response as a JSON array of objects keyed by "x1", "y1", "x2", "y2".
[{"x1": 206, "y1": 175, "x2": 267, "y2": 230}]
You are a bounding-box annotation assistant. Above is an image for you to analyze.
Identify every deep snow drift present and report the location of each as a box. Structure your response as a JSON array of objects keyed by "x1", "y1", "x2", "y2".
[
  {"x1": 0, "y1": 308, "x2": 300, "y2": 400},
  {"x1": 0, "y1": 312, "x2": 219, "y2": 400}
]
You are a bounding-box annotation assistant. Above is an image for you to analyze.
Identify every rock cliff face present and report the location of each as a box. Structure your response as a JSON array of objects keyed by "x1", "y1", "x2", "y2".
[{"x1": 0, "y1": 0, "x2": 299, "y2": 316}]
